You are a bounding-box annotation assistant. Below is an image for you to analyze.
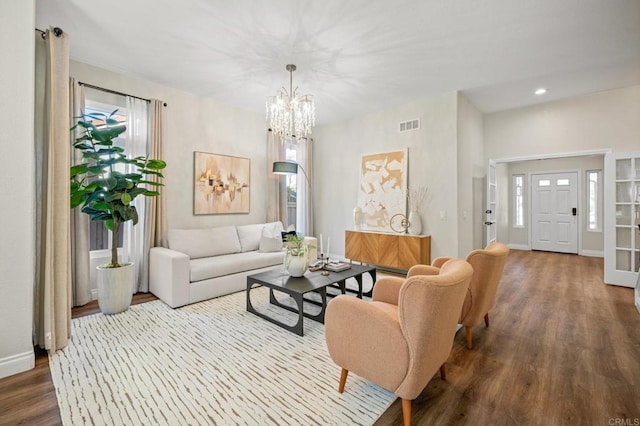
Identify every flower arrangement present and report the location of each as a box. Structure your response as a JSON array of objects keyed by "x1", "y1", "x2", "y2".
[
  {"x1": 283, "y1": 233, "x2": 316, "y2": 277},
  {"x1": 407, "y1": 186, "x2": 428, "y2": 212},
  {"x1": 283, "y1": 233, "x2": 313, "y2": 256}
]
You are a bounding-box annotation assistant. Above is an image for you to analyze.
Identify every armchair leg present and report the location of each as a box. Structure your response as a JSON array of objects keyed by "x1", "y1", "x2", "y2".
[
  {"x1": 338, "y1": 368, "x2": 348, "y2": 393},
  {"x1": 402, "y1": 399, "x2": 412, "y2": 426},
  {"x1": 439, "y1": 363, "x2": 447, "y2": 380},
  {"x1": 484, "y1": 313, "x2": 490, "y2": 327},
  {"x1": 465, "y1": 326, "x2": 473, "y2": 349}
]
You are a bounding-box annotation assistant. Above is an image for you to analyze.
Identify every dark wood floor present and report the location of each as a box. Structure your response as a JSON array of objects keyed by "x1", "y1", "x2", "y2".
[
  {"x1": 1, "y1": 251, "x2": 638, "y2": 425},
  {"x1": 375, "y1": 250, "x2": 640, "y2": 425}
]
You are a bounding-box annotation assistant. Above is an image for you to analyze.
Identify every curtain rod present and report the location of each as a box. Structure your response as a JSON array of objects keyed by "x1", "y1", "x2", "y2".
[
  {"x1": 35, "y1": 27, "x2": 63, "y2": 39},
  {"x1": 78, "y1": 82, "x2": 167, "y2": 107}
]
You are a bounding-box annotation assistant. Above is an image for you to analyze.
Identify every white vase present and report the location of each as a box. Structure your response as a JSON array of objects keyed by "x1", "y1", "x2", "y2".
[
  {"x1": 408, "y1": 210, "x2": 422, "y2": 235},
  {"x1": 284, "y1": 251, "x2": 310, "y2": 277},
  {"x1": 353, "y1": 206, "x2": 363, "y2": 231},
  {"x1": 96, "y1": 262, "x2": 134, "y2": 315}
]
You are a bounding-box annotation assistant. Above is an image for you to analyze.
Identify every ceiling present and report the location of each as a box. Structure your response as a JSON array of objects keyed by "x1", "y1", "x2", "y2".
[{"x1": 36, "y1": 0, "x2": 640, "y2": 126}]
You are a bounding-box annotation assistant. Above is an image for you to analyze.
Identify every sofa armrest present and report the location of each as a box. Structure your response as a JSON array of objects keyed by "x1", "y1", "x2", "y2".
[{"x1": 150, "y1": 247, "x2": 190, "y2": 308}]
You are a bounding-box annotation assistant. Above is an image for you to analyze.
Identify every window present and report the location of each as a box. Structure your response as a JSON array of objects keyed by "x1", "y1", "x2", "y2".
[
  {"x1": 285, "y1": 146, "x2": 298, "y2": 227},
  {"x1": 513, "y1": 174, "x2": 524, "y2": 228},
  {"x1": 280, "y1": 139, "x2": 311, "y2": 235},
  {"x1": 587, "y1": 170, "x2": 602, "y2": 231},
  {"x1": 538, "y1": 179, "x2": 550, "y2": 187}
]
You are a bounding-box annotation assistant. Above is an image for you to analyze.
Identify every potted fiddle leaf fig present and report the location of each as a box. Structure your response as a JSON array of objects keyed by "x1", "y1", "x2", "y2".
[{"x1": 70, "y1": 110, "x2": 166, "y2": 314}]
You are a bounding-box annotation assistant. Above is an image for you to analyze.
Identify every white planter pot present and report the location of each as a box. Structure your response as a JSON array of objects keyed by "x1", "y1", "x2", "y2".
[
  {"x1": 284, "y1": 252, "x2": 310, "y2": 277},
  {"x1": 96, "y1": 262, "x2": 134, "y2": 315},
  {"x1": 408, "y1": 210, "x2": 422, "y2": 235}
]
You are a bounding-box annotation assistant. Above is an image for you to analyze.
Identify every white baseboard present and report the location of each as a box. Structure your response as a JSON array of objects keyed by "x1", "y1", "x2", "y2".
[
  {"x1": 507, "y1": 244, "x2": 604, "y2": 258},
  {"x1": 580, "y1": 250, "x2": 604, "y2": 258},
  {"x1": 508, "y1": 244, "x2": 531, "y2": 251},
  {"x1": 0, "y1": 350, "x2": 34, "y2": 379}
]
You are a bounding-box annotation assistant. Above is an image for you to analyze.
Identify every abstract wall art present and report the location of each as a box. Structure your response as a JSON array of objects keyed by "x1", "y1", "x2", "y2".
[
  {"x1": 357, "y1": 149, "x2": 408, "y2": 232},
  {"x1": 193, "y1": 151, "x2": 250, "y2": 215}
]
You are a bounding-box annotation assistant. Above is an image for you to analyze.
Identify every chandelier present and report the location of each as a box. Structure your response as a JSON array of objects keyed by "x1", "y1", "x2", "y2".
[{"x1": 266, "y1": 64, "x2": 315, "y2": 140}]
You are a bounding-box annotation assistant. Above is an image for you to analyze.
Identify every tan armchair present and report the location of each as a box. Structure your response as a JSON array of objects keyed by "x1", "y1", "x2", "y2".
[
  {"x1": 324, "y1": 259, "x2": 473, "y2": 426},
  {"x1": 430, "y1": 242, "x2": 510, "y2": 349}
]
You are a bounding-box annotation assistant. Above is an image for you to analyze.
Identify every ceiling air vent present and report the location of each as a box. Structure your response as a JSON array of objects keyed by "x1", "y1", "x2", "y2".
[{"x1": 399, "y1": 119, "x2": 420, "y2": 132}]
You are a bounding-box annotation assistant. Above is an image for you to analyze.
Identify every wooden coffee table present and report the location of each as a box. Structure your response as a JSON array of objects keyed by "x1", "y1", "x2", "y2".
[{"x1": 246, "y1": 264, "x2": 376, "y2": 336}]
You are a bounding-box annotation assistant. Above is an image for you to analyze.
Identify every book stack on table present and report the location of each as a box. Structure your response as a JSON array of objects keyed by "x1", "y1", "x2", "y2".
[{"x1": 325, "y1": 261, "x2": 351, "y2": 272}]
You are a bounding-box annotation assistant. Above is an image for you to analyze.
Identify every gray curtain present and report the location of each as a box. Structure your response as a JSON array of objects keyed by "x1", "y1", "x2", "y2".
[
  {"x1": 69, "y1": 78, "x2": 91, "y2": 307},
  {"x1": 139, "y1": 100, "x2": 167, "y2": 292},
  {"x1": 34, "y1": 28, "x2": 72, "y2": 351},
  {"x1": 266, "y1": 130, "x2": 287, "y2": 225}
]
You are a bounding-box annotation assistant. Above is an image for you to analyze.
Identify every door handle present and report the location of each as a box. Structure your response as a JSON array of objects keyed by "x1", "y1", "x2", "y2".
[
  {"x1": 572, "y1": 208, "x2": 577, "y2": 216},
  {"x1": 484, "y1": 221, "x2": 495, "y2": 226},
  {"x1": 485, "y1": 209, "x2": 492, "y2": 214}
]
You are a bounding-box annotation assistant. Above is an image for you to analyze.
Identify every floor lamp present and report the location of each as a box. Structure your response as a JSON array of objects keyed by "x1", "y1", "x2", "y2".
[{"x1": 272, "y1": 161, "x2": 313, "y2": 236}]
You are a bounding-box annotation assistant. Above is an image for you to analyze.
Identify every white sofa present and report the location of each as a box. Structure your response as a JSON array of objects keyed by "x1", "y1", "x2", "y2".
[{"x1": 150, "y1": 222, "x2": 317, "y2": 308}]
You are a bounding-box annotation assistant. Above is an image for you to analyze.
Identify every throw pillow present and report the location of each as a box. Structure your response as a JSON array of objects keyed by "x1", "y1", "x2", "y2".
[
  {"x1": 259, "y1": 222, "x2": 284, "y2": 252},
  {"x1": 236, "y1": 223, "x2": 264, "y2": 252}
]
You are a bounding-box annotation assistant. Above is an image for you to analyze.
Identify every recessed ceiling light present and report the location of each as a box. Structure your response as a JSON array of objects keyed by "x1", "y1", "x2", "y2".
[{"x1": 534, "y1": 88, "x2": 547, "y2": 96}]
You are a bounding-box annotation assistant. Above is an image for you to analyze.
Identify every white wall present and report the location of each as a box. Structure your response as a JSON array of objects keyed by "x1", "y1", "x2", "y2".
[
  {"x1": 485, "y1": 85, "x2": 640, "y2": 160},
  {"x1": 485, "y1": 85, "x2": 640, "y2": 255},
  {"x1": 0, "y1": 0, "x2": 36, "y2": 378},
  {"x1": 313, "y1": 92, "x2": 460, "y2": 261},
  {"x1": 70, "y1": 61, "x2": 269, "y2": 231},
  {"x1": 457, "y1": 93, "x2": 484, "y2": 255}
]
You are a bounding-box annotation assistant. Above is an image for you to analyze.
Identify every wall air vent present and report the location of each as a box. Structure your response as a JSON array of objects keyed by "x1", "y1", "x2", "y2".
[{"x1": 399, "y1": 119, "x2": 420, "y2": 132}]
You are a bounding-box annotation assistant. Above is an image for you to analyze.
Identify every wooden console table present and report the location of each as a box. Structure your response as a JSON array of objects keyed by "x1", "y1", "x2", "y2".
[{"x1": 345, "y1": 230, "x2": 431, "y2": 271}]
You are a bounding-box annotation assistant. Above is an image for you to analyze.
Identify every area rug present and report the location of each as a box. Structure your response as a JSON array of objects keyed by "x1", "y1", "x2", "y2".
[{"x1": 49, "y1": 284, "x2": 396, "y2": 425}]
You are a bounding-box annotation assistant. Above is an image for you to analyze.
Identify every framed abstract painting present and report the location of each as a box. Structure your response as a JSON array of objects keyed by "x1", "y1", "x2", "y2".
[
  {"x1": 193, "y1": 151, "x2": 250, "y2": 215},
  {"x1": 357, "y1": 148, "x2": 408, "y2": 232}
]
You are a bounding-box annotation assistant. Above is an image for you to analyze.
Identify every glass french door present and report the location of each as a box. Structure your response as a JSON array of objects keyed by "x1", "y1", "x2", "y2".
[
  {"x1": 604, "y1": 152, "x2": 640, "y2": 287},
  {"x1": 485, "y1": 159, "x2": 497, "y2": 245}
]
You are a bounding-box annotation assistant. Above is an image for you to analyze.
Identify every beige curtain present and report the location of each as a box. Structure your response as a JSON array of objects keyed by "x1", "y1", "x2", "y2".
[
  {"x1": 69, "y1": 78, "x2": 91, "y2": 307},
  {"x1": 139, "y1": 100, "x2": 167, "y2": 292},
  {"x1": 266, "y1": 130, "x2": 287, "y2": 225},
  {"x1": 34, "y1": 28, "x2": 72, "y2": 351}
]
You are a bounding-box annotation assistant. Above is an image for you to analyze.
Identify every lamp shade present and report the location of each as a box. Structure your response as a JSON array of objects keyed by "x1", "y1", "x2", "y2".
[{"x1": 272, "y1": 161, "x2": 298, "y2": 175}]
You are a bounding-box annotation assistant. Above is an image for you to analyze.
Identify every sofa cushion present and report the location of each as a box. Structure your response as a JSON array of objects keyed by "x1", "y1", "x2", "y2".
[
  {"x1": 236, "y1": 223, "x2": 265, "y2": 252},
  {"x1": 259, "y1": 221, "x2": 285, "y2": 252},
  {"x1": 189, "y1": 251, "x2": 285, "y2": 282},
  {"x1": 167, "y1": 226, "x2": 240, "y2": 259}
]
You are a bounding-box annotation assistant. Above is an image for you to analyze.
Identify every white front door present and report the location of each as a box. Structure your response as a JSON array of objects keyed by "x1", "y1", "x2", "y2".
[
  {"x1": 485, "y1": 159, "x2": 497, "y2": 245},
  {"x1": 531, "y1": 172, "x2": 578, "y2": 254}
]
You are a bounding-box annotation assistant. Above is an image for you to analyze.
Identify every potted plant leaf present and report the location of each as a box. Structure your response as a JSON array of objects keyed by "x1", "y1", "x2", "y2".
[
  {"x1": 70, "y1": 110, "x2": 166, "y2": 314},
  {"x1": 283, "y1": 233, "x2": 313, "y2": 277}
]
